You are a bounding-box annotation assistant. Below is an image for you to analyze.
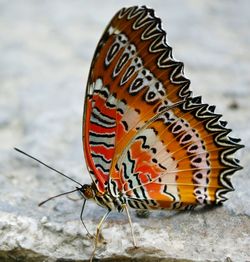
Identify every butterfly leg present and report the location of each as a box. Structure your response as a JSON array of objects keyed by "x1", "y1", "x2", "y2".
[
  {"x1": 90, "y1": 209, "x2": 111, "y2": 262},
  {"x1": 124, "y1": 204, "x2": 137, "y2": 247},
  {"x1": 80, "y1": 199, "x2": 93, "y2": 239}
]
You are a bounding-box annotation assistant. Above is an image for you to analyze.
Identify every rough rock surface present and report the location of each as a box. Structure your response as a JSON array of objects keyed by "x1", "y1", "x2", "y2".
[{"x1": 0, "y1": 0, "x2": 249, "y2": 261}]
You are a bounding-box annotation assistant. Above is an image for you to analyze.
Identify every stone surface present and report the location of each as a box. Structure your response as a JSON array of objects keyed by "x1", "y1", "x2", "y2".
[{"x1": 0, "y1": 0, "x2": 249, "y2": 261}]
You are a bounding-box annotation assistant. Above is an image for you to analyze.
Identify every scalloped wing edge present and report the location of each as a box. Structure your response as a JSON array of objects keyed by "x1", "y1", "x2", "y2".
[
  {"x1": 119, "y1": 6, "x2": 191, "y2": 91},
  {"x1": 182, "y1": 96, "x2": 244, "y2": 204}
]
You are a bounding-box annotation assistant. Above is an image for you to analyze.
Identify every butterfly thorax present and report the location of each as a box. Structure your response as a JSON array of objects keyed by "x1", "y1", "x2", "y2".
[{"x1": 80, "y1": 183, "x2": 126, "y2": 212}]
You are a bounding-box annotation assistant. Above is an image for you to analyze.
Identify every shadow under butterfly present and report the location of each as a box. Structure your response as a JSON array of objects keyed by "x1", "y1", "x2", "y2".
[{"x1": 16, "y1": 5, "x2": 244, "y2": 262}]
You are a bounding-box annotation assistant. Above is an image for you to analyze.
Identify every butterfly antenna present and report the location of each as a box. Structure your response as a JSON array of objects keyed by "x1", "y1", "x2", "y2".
[
  {"x1": 38, "y1": 188, "x2": 80, "y2": 206},
  {"x1": 14, "y1": 147, "x2": 82, "y2": 187}
]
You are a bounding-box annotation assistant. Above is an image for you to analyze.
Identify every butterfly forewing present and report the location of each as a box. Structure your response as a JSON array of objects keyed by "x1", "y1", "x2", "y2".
[{"x1": 83, "y1": 6, "x2": 243, "y2": 208}]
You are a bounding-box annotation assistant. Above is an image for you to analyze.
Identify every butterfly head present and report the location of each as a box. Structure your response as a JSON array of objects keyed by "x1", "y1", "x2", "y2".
[{"x1": 79, "y1": 184, "x2": 94, "y2": 200}]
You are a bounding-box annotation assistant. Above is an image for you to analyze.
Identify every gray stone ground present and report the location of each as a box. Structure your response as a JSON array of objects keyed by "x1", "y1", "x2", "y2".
[{"x1": 0, "y1": 0, "x2": 249, "y2": 261}]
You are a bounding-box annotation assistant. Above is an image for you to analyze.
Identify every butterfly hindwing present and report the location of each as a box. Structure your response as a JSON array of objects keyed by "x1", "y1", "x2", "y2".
[{"x1": 115, "y1": 97, "x2": 242, "y2": 209}]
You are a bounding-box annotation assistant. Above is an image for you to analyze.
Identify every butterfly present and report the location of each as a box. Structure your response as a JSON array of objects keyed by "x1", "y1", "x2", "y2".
[
  {"x1": 15, "y1": 5, "x2": 244, "y2": 262},
  {"x1": 80, "y1": 5, "x2": 243, "y2": 258}
]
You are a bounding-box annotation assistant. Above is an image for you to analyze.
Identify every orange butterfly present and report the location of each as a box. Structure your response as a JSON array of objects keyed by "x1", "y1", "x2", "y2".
[{"x1": 16, "y1": 6, "x2": 243, "y2": 261}]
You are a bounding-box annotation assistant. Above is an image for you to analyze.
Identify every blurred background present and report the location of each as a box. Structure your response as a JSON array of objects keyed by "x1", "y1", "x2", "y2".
[{"x1": 0, "y1": 0, "x2": 249, "y2": 261}]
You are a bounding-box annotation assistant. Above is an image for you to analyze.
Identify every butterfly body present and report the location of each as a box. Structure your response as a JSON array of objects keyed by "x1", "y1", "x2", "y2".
[{"x1": 80, "y1": 183, "x2": 126, "y2": 212}]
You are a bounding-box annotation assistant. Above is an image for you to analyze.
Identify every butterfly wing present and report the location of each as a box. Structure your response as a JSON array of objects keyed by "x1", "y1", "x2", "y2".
[
  {"x1": 114, "y1": 97, "x2": 243, "y2": 209},
  {"x1": 83, "y1": 6, "x2": 191, "y2": 193},
  {"x1": 83, "y1": 6, "x2": 243, "y2": 207}
]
